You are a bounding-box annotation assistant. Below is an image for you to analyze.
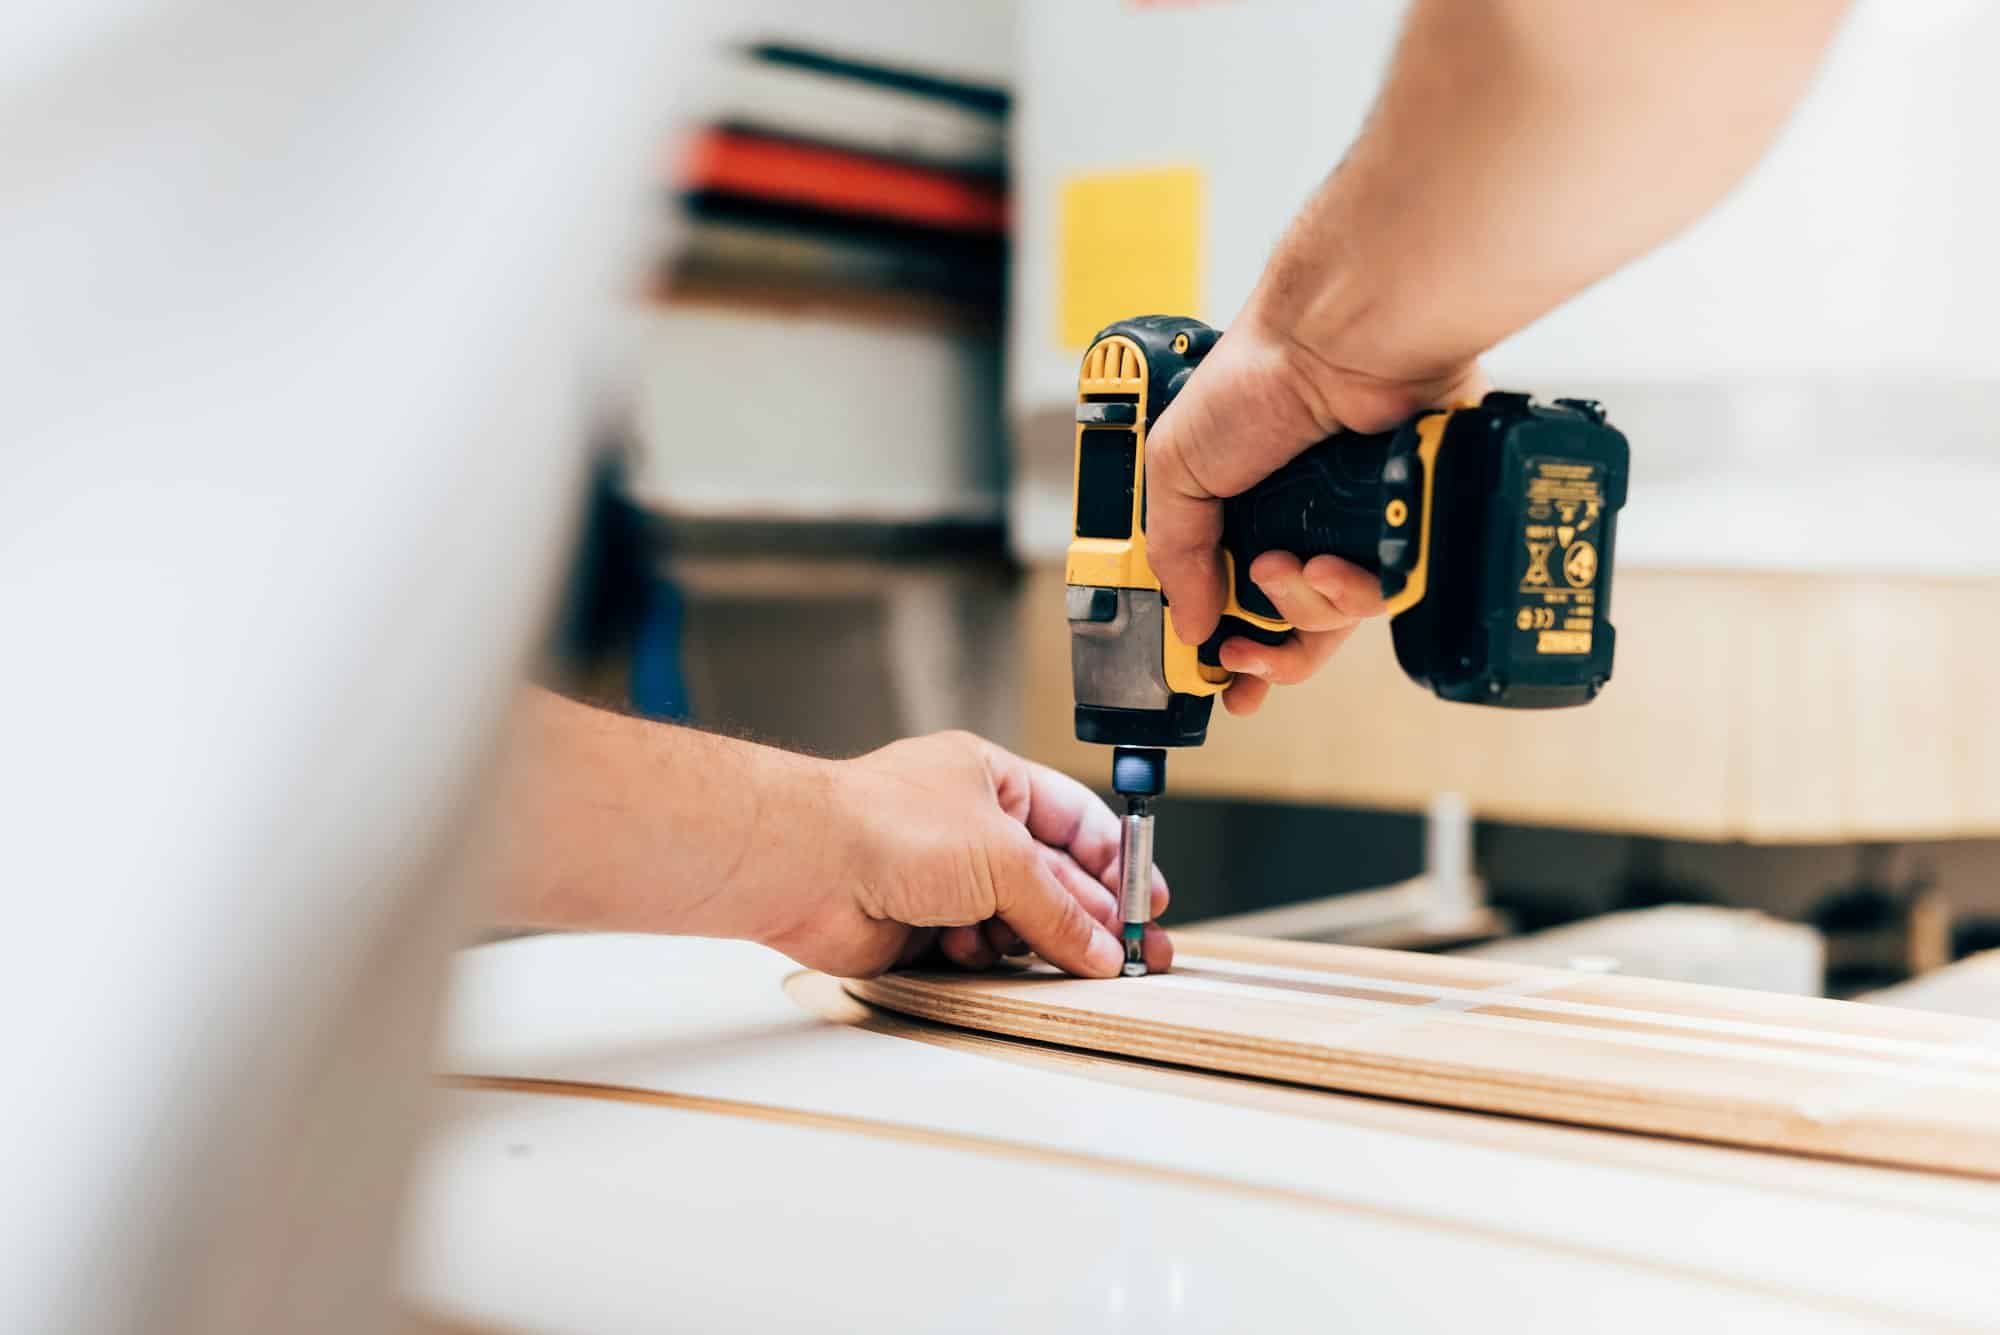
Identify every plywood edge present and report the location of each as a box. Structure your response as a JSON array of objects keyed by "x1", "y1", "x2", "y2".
[{"x1": 844, "y1": 934, "x2": 2000, "y2": 1178}]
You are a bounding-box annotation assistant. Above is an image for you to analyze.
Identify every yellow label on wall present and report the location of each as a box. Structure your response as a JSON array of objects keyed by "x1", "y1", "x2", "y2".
[{"x1": 1057, "y1": 166, "x2": 1203, "y2": 349}]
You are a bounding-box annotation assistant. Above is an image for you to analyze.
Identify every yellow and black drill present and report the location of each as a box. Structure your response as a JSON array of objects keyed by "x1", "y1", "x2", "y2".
[{"x1": 1067, "y1": 315, "x2": 1630, "y2": 975}]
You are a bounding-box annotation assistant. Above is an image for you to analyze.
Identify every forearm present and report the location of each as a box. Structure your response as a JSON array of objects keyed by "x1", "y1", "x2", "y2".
[
  {"x1": 487, "y1": 690, "x2": 1158, "y2": 979},
  {"x1": 1259, "y1": 0, "x2": 1850, "y2": 379},
  {"x1": 491, "y1": 687, "x2": 840, "y2": 944}
]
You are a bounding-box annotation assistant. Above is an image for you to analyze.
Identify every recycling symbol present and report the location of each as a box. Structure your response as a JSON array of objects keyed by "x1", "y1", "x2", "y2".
[{"x1": 1563, "y1": 541, "x2": 1598, "y2": 588}]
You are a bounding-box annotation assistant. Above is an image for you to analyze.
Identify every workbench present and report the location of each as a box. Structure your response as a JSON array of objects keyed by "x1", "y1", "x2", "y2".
[{"x1": 401, "y1": 933, "x2": 2000, "y2": 1331}]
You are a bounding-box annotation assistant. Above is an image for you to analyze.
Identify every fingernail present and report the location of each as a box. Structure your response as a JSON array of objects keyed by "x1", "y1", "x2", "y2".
[{"x1": 1085, "y1": 929, "x2": 1123, "y2": 977}]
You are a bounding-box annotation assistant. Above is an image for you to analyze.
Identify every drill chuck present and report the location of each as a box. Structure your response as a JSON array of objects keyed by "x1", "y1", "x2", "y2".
[
  {"x1": 1116, "y1": 797, "x2": 1154, "y2": 978},
  {"x1": 1111, "y1": 745, "x2": 1164, "y2": 978}
]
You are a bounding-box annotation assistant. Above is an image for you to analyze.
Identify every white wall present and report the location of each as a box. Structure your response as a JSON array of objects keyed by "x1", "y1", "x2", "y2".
[
  {"x1": 1013, "y1": 0, "x2": 2000, "y2": 401},
  {"x1": 687, "y1": 0, "x2": 1015, "y2": 86},
  {"x1": 1009, "y1": 0, "x2": 2000, "y2": 571},
  {"x1": 1496, "y1": 0, "x2": 2000, "y2": 384}
]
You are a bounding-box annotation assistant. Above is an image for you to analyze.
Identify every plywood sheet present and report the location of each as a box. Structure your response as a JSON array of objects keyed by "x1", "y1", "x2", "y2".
[{"x1": 846, "y1": 933, "x2": 2000, "y2": 1177}]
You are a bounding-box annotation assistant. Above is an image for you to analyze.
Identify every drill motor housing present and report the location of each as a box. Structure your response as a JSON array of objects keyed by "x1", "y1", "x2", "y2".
[{"x1": 1066, "y1": 315, "x2": 1629, "y2": 750}]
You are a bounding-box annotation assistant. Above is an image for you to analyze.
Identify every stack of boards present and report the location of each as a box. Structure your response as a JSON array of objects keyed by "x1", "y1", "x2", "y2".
[
  {"x1": 669, "y1": 42, "x2": 1007, "y2": 309},
  {"x1": 632, "y1": 42, "x2": 1009, "y2": 528},
  {"x1": 847, "y1": 932, "x2": 2000, "y2": 1177}
]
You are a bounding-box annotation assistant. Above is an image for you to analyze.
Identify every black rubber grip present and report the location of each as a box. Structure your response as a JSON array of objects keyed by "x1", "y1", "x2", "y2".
[{"x1": 1217, "y1": 432, "x2": 1394, "y2": 622}]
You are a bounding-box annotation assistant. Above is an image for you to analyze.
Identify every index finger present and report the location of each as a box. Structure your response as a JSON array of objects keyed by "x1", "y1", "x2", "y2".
[{"x1": 992, "y1": 836, "x2": 1123, "y2": 978}]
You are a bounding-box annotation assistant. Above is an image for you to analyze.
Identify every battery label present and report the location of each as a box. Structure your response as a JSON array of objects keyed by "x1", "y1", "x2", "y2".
[{"x1": 1513, "y1": 457, "x2": 1605, "y2": 660}]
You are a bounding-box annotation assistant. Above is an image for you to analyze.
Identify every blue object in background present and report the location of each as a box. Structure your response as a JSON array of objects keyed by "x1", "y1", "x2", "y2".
[{"x1": 629, "y1": 572, "x2": 691, "y2": 722}]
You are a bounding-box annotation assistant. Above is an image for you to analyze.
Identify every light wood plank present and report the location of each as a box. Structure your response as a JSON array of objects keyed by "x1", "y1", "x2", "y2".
[
  {"x1": 846, "y1": 932, "x2": 2000, "y2": 1177},
  {"x1": 791, "y1": 970, "x2": 2000, "y2": 1219},
  {"x1": 1018, "y1": 564, "x2": 2000, "y2": 841},
  {"x1": 1865, "y1": 950, "x2": 2000, "y2": 1021}
]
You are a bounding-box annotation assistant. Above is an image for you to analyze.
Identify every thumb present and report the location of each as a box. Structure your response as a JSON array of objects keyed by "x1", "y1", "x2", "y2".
[
  {"x1": 1141, "y1": 325, "x2": 1333, "y2": 647},
  {"x1": 990, "y1": 832, "x2": 1123, "y2": 978},
  {"x1": 1142, "y1": 408, "x2": 1228, "y2": 648}
]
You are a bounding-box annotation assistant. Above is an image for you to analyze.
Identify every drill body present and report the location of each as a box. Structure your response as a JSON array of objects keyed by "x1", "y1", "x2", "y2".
[
  {"x1": 1066, "y1": 315, "x2": 1631, "y2": 972},
  {"x1": 1068, "y1": 314, "x2": 1629, "y2": 745}
]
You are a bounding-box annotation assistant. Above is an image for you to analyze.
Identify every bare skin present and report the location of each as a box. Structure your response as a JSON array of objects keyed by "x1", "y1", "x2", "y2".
[
  {"x1": 1144, "y1": 0, "x2": 1852, "y2": 716},
  {"x1": 493, "y1": 689, "x2": 1172, "y2": 979},
  {"x1": 490, "y1": 3, "x2": 1852, "y2": 973}
]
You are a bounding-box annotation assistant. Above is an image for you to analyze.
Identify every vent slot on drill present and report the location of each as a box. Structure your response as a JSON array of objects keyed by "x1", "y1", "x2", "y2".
[{"x1": 1075, "y1": 428, "x2": 1137, "y2": 539}]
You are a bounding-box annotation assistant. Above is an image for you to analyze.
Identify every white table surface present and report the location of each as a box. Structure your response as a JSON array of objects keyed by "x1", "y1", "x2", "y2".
[{"x1": 401, "y1": 933, "x2": 2000, "y2": 1332}]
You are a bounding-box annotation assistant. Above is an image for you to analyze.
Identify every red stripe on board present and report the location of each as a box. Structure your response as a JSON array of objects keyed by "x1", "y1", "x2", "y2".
[{"x1": 679, "y1": 130, "x2": 1008, "y2": 234}]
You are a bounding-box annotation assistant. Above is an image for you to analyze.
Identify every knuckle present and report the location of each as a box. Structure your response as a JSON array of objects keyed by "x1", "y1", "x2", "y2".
[
  {"x1": 1266, "y1": 593, "x2": 1328, "y2": 632},
  {"x1": 959, "y1": 838, "x2": 1006, "y2": 920},
  {"x1": 933, "y1": 730, "x2": 995, "y2": 781},
  {"x1": 1265, "y1": 649, "x2": 1310, "y2": 684},
  {"x1": 988, "y1": 834, "x2": 1043, "y2": 904},
  {"x1": 1250, "y1": 550, "x2": 1295, "y2": 580},
  {"x1": 1052, "y1": 895, "x2": 1096, "y2": 950}
]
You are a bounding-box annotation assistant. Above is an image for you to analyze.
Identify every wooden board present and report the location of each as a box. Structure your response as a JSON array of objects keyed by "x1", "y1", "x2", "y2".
[
  {"x1": 1865, "y1": 949, "x2": 2000, "y2": 1020},
  {"x1": 1017, "y1": 563, "x2": 2000, "y2": 842},
  {"x1": 423, "y1": 936, "x2": 2000, "y2": 1329},
  {"x1": 846, "y1": 932, "x2": 2000, "y2": 1177},
  {"x1": 787, "y1": 971, "x2": 2000, "y2": 1213}
]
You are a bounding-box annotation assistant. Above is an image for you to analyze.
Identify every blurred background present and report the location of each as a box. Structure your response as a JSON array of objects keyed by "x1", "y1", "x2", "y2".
[{"x1": 553, "y1": 0, "x2": 2000, "y2": 1006}]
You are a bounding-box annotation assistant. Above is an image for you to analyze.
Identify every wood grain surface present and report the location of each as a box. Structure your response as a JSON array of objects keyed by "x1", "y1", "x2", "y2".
[{"x1": 845, "y1": 932, "x2": 2000, "y2": 1177}]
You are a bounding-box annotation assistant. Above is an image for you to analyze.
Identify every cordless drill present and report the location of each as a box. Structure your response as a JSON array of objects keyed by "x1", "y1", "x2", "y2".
[{"x1": 1067, "y1": 315, "x2": 1630, "y2": 974}]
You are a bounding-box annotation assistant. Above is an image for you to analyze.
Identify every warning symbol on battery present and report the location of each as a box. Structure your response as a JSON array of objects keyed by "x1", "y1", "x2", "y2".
[
  {"x1": 1563, "y1": 541, "x2": 1598, "y2": 588},
  {"x1": 1524, "y1": 540, "x2": 1554, "y2": 586}
]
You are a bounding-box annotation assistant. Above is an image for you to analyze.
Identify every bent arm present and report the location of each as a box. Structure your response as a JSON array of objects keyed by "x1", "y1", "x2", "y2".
[
  {"x1": 1261, "y1": 0, "x2": 1853, "y2": 390},
  {"x1": 1145, "y1": 0, "x2": 1851, "y2": 659}
]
